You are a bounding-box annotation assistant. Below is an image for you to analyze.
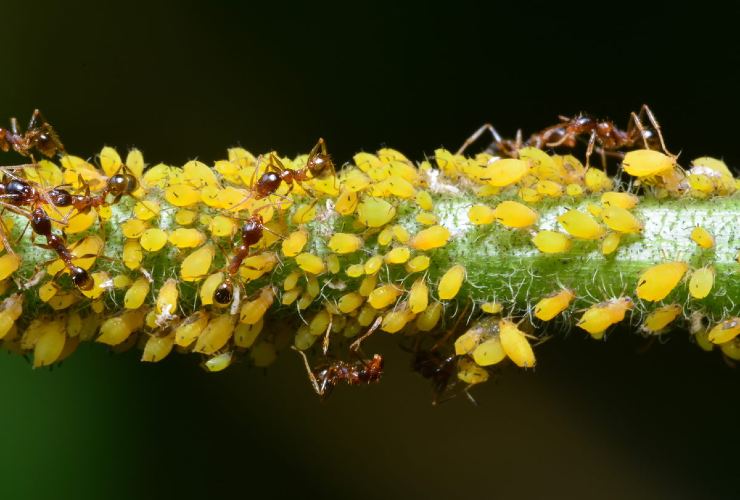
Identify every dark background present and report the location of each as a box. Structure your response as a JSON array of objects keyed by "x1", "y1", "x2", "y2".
[{"x1": 1, "y1": 1, "x2": 739, "y2": 499}]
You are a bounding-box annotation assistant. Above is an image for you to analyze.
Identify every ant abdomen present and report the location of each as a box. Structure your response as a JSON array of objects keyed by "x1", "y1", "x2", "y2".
[
  {"x1": 70, "y1": 266, "x2": 94, "y2": 291},
  {"x1": 213, "y1": 281, "x2": 234, "y2": 305}
]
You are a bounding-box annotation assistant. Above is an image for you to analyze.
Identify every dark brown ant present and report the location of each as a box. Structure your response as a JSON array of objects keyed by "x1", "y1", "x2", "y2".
[
  {"x1": 0, "y1": 109, "x2": 65, "y2": 158},
  {"x1": 47, "y1": 165, "x2": 138, "y2": 214},
  {"x1": 293, "y1": 347, "x2": 384, "y2": 399}
]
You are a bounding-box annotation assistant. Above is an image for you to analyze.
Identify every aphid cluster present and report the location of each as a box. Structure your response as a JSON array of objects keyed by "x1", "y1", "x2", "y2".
[{"x1": 0, "y1": 107, "x2": 737, "y2": 402}]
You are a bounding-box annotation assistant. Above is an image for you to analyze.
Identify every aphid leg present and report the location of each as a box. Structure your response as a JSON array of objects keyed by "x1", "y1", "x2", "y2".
[
  {"x1": 291, "y1": 346, "x2": 324, "y2": 396},
  {"x1": 349, "y1": 315, "x2": 382, "y2": 353},
  {"x1": 456, "y1": 123, "x2": 505, "y2": 156}
]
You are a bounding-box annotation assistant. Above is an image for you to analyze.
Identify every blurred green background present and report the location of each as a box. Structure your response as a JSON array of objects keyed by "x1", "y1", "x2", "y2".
[{"x1": 1, "y1": 1, "x2": 739, "y2": 499}]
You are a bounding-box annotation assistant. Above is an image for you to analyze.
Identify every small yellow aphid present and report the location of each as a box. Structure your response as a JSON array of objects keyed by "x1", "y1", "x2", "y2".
[
  {"x1": 601, "y1": 232, "x2": 621, "y2": 255},
  {"x1": 180, "y1": 244, "x2": 215, "y2": 282},
  {"x1": 707, "y1": 318, "x2": 740, "y2": 344},
  {"x1": 0, "y1": 295, "x2": 23, "y2": 339},
  {"x1": 295, "y1": 253, "x2": 325, "y2": 275},
  {"x1": 121, "y1": 218, "x2": 149, "y2": 239},
  {"x1": 338, "y1": 292, "x2": 364, "y2": 313},
  {"x1": 622, "y1": 149, "x2": 675, "y2": 177},
  {"x1": 405, "y1": 255, "x2": 430, "y2": 273},
  {"x1": 532, "y1": 230, "x2": 571, "y2": 254},
  {"x1": 438, "y1": 265, "x2": 465, "y2": 300},
  {"x1": 234, "y1": 320, "x2": 263, "y2": 348},
  {"x1": 33, "y1": 321, "x2": 66, "y2": 368},
  {"x1": 484, "y1": 158, "x2": 529, "y2": 187},
  {"x1": 586, "y1": 203, "x2": 602, "y2": 217},
  {"x1": 535, "y1": 180, "x2": 564, "y2": 198},
  {"x1": 368, "y1": 284, "x2": 403, "y2": 309},
  {"x1": 601, "y1": 191, "x2": 639, "y2": 209},
  {"x1": 416, "y1": 212, "x2": 438, "y2": 226},
  {"x1": 168, "y1": 228, "x2": 207, "y2": 248},
  {"x1": 641, "y1": 304, "x2": 682, "y2": 334},
  {"x1": 281, "y1": 229, "x2": 308, "y2": 257},
  {"x1": 165, "y1": 184, "x2": 201, "y2": 207},
  {"x1": 481, "y1": 302, "x2": 503, "y2": 314},
  {"x1": 175, "y1": 311, "x2": 209, "y2": 347},
  {"x1": 0, "y1": 253, "x2": 20, "y2": 281},
  {"x1": 576, "y1": 297, "x2": 634, "y2": 336},
  {"x1": 364, "y1": 255, "x2": 383, "y2": 275},
  {"x1": 346, "y1": 264, "x2": 364, "y2": 278},
  {"x1": 194, "y1": 314, "x2": 237, "y2": 355},
  {"x1": 415, "y1": 190, "x2": 433, "y2": 211},
  {"x1": 142, "y1": 333, "x2": 175, "y2": 363},
  {"x1": 690, "y1": 226, "x2": 714, "y2": 249},
  {"x1": 64, "y1": 209, "x2": 97, "y2": 234},
  {"x1": 518, "y1": 187, "x2": 541, "y2": 203},
  {"x1": 584, "y1": 168, "x2": 613, "y2": 192},
  {"x1": 328, "y1": 233, "x2": 364, "y2": 255},
  {"x1": 457, "y1": 357, "x2": 489, "y2": 385},
  {"x1": 635, "y1": 261, "x2": 688, "y2": 301},
  {"x1": 415, "y1": 301, "x2": 442, "y2": 331},
  {"x1": 410, "y1": 225, "x2": 450, "y2": 251},
  {"x1": 473, "y1": 336, "x2": 507, "y2": 367},
  {"x1": 209, "y1": 215, "x2": 236, "y2": 237},
  {"x1": 112, "y1": 275, "x2": 132, "y2": 289},
  {"x1": 239, "y1": 288, "x2": 274, "y2": 325},
  {"x1": 499, "y1": 319, "x2": 535, "y2": 368},
  {"x1": 356, "y1": 197, "x2": 396, "y2": 228},
  {"x1": 97, "y1": 310, "x2": 145, "y2": 346},
  {"x1": 200, "y1": 272, "x2": 225, "y2": 305},
  {"x1": 534, "y1": 289, "x2": 575, "y2": 321},
  {"x1": 292, "y1": 204, "x2": 316, "y2": 224},
  {"x1": 566, "y1": 183, "x2": 584, "y2": 197},
  {"x1": 326, "y1": 254, "x2": 340, "y2": 274},
  {"x1": 309, "y1": 309, "x2": 331, "y2": 336},
  {"x1": 203, "y1": 351, "x2": 234, "y2": 372},
  {"x1": 132, "y1": 199, "x2": 161, "y2": 221},
  {"x1": 381, "y1": 305, "x2": 416, "y2": 333},
  {"x1": 335, "y1": 188, "x2": 358, "y2": 215},
  {"x1": 688, "y1": 266, "x2": 714, "y2": 299},
  {"x1": 408, "y1": 277, "x2": 429, "y2": 313},
  {"x1": 140, "y1": 228, "x2": 168, "y2": 252},
  {"x1": 377, "y1": 228, "x2": 393, "y2": 246},
  {"x1": 468, "y1": 204, "x2": 496, "y2": 225},
  {"x1": 38, "y1": 281, "x2": 59, "y2": 302},
  {"x1": 174, "y1": 209, "x2": 197, "y2": 226},
  {"x1": 384, "y1": 246, "x2": 411, "y2": 264},
  {"x1": 493, "y1": 200, "x2": 538, "y2": 228},
  {"x1": 557, "y1": 209, "x2": 606, "y2": 240},
  {"x1": 124, "y1": 277, "x2": 150, "y2": 310},
  {"x1": 391, "y1": 224, "x2": 410, "y2": 244},
  {"x1": 281, "y1": 288, "x2": 302, "y2": 306},
  {"x1": 601, "y1": 206, "x2": 643, "y2": 234},
  {"x1": 156, "y1": 278, "x2": 179, "y2": 319},
  {"x1": 455, "y1": 325, "x2": 485, "y2": 355}
]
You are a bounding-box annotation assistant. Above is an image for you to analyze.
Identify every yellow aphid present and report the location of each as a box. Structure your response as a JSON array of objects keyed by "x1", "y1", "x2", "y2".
[
  {"x1": 26, "y1": 159, "x2": 63, "y2": 188},
  {"x1": 207, "y1": 215, "x2": 235, "y2": 238},
  {"x1": 121, "y1": 218, "x2": 149, "y2": 239},
  {"x1": 534, "y1": 289, "x2": 575, "y2": 321},
  {"x1": 641, "y1": 304, "x2": 682, "y2": 334},
  {"x1": 64, "y1": 209, "x2": 97, "y2": 234},
  {"x1": 622, "y1": 149, "x2": 675, "y2": 177},
  {"x1": 112, "y1": 275, "x2": 132, "y2": 289},
  {"x1": 335, "y1": 188, "x2": 358, "y2": 215},
  {"x1": 377, "y1": 228, "x2": 393, "y2": 246},
  {"x1": 473, "y1": 336, "x2": 507, "y2": 367},
  {"x1": 276, "y1": 229, "x2": 305, "y2": 257},
  {"x1": 124, "y1": 277, "x2": 150, "y2": 310},
  {"x1": 165, "y1": 184, "x2": 200, "y2": 207},
  {"x1": 689, "y1": 266, "x2": 714, "y2": 299},
  {"x1": 295, "y1": 252, "x2": 325, "y2": 275},
  {"x1": 0, "y1": 253, "x2": 20, "y2": 281},
  {"x1": 239, "y1": 288, "x2": 274, "y2": 325},
  {"x1": 292, "y1": 204, "x2": 317, "y2": 224},
  {"x1": 142, "y1": 333, "x2": 175, "y2": 363},
  {"x1": 282, "y1": 287, "x2": 302, "y2": 305},
  {"x1": 601, "y1": 191, "x2": 639, "y2": 209},
  {"x1": 518, "y1": 187, "x2": 540, "y2": 203},
  {"x1": 416, "y1": 190, "x2": 433, "y2": 211},
  {"x1": 690, "y1": 226, "x2": 714, "y2": 249},
  {"x1": 385, "y1": 246, "x2": 411, "y2": 264},
  {"x1": 234, "y1": 320, "x2": 263, "y2": 348},
  {"x1": 408, "y1": 277, "x2": 429, "y2": 313},
  {"x1": 326, "y1": 254, "x2": 340, "y2": 274},
  {"x1": 47, "y1": 292, "x2": 79, "y2": 311},
  {"x1": 132, "y1": 200, "x2": 161, "y2": 221},
  {"x1": 601, "y1": 206, "x2": 643, "y2": 234},
  {"x1": 532, "y1": 230, "x2": 571, "y2": 254},
  {"x1": 359, "y1": 274, "x2": 378, "y2": 297},
  {"x1": 368, "y1": 284, "x2": 403, "y2": 309},
  {"x1": 240, "y1": 252, "x2": 278, "y2": 281},
  {"x1": 601, "y1": 232, "x2": 621, "y2": 255},
  {"x1": 535, "y1": 180, "x2": 564, "y2": 197},
  {"x1": 405, "y1": 255, "x2": 430, "y2": 273},
  {"x1": 494, "y1": 201, "x2": 538, "y2": 228},
  {"x1": 498, "y1": 319, "x2": 535, "y2": 368},
  {"x1": 410, "y1": 225, "x2": 450, "y2": 250},
  {"x1": 78, "y1": 271, "x2": 110, "y2": 300},
  {"x1": 125, "y1": 149, "x2": 145, "y2": 180},
  {"x1": 636, "y1": 261, "x2": 688, "y2": 301},
  {"x1": 391, "y1": 224, "x2": 410, "y2": 244},
  {"x1": 584, "y1": 168, "x2": 613, "y2": 192},
  {"x1": 457, "y1": 357, "x2": 489, "y2": 385},
  {"x1": 97, "y1": 310, "x2": 144, "y2": 346},
  {"x1": 481, "y1": 302, "x2": 503, "y2": 314},
  {"x1": 468, "y1": 204, "x2": 496, "y2": 225},
  {"x1": 438, "y1": 265, "x2": 465, "y2": 300},
  {"x1": 721, "y1": 338, "x2": 740, "y2": 361},
  {"x1": 328, "y1": 233, "x2": 364, "y2": 254},
  {"x1": 294, "y1": 325, "x2": 318, "y2": 351},
  {"x1": 557, "y1": 209, "x2": 606, "y2": 240},
  {"x1": 183, "y1": 160, "x2": 218, "y2": 188},
  {"x1": 156, "y1": 278, "x2": 179, "y2": 320},
  {"x1": 203, "y1": 351, "x2": 234, "y2": 372},
  {"x1": 338, "y1": 292, "x2": 364, "y2": 313},
  {"x1": 175, "y1": 311, "x2": 209, "y2": 347},
  {"x1": 33, "y1": 321, "x2": 66, "y2": 368},
  {"x1": 309, "y1": 309, "x2": 331, "y2": 336},
  {"x1": 306, "y1": 274, "x2": 320, "y2": 298},
  {"x1": 346, "y1": 264, "x2": 364, "y2": 278},
  {"x1": 174, "y1": 209, "x2": 197, "y2": 226},
  {"x1": 416, "y1": 302, "x2": 443, "y2": 331},
  {"x1": 168, "y1": 228, "x2": 207, "y2": 248},
  {"x1": 38, "y1": 281, "x2": 59, "y2": 302},
  {"x1": 484, "y1": 158, "x2": 529, "y2": 186},
  {"x1": 708, "y1": 318, "x2": 740, "y2": 344},
  {"x1": 356, "y1": 197, "x2": 396, "y2": 228},
  {"x1": 180, "y1": 244, "x2": 214, "y2": 282},
  {"x1": 586, "y1": 203, "x2": 602, "y2": 217},
  {"x1": 356, "y1": 303, "x2": 377, "y2": 326},
  {"x1": 381, "y1": 305, "x2": 416, "y2": 334},
  {"x1": 0, "y1": 295, "x2": 23, "y2": 340},
  {"x1": 386, "y1": 175, "x2": 416, "y2": 198},
  {"x1": 139, "y1": 228, "x2": 168, "y2": 252},
  {"x1": 250, "y1": 341, "x2": 277, "y2": 367},
  {"x1": 415, "y1": 212, "x2": 438, "y2": 226},
  {"x1": 66, "y1": 311, "x2": 82, "y2": 338},
  {"x1": 576, "y1": 297, "x2": 634, "y2": 336},
  {"x1": 566, "y1": 183, "x2": 584, "y2": 197},
  {"x1": 454, "y1": 325, "x2": 485, "y2": 355},
  {"x1": 194, "y1": 314, "x2": 237, "y2": 355},
  {"x1": 281, "y1": 271, "x2": 300, "y2": 292}
]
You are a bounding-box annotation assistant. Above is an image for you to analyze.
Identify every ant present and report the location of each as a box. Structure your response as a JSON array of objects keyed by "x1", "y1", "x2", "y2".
[
  {"x1": 46, "y1": 164, "x2": 139, "y2": 215},
  {"x1": 0, "y1": 109, "x2": 65, "y2": 158}
]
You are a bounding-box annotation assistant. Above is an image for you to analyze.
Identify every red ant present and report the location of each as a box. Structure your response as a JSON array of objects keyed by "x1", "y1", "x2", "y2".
[
  {"x1": 45, "y1": 164, "x2": 139, "y2": 216},
  {"x1": 0, "y1": 109, "x2": 65, "y2": 158}
]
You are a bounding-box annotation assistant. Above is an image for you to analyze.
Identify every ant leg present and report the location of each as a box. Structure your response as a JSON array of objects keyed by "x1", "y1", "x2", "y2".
[
  {"x1": 638, "y1": 104, "x2": 674, "y2": 156},
  {"x1": 456, "y1": 123, "x2": 505, "y2": 156},
  {"x1": 28, "y1": 110, "x2": 43, "y2": 130},
  {"x1": 291, "y1": 346, "x2": 324, "y2": 396},
  {"x1": 349, "y1": 315, "x2": 382, "y2": 354},
  {"x1": 10, "y1": 117, "x2": 20, "y2": 136},
  {"x1": 584, "y1": 129, "x2": 597, "y2": 168},
  {"x1": 463, "y1": 385, "x2": 479, "y2": 406},
  {"x1": 321, "y1": 312, "x2": 333, "y2": 355},
  {"x1": 628, "y1": 111, "x2": 653, "y2": 150}
]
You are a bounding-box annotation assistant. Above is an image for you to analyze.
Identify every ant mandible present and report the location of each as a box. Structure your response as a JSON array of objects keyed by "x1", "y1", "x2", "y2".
[{"x1": 0, "y1": 109, "x2": 65, "y2": 158}]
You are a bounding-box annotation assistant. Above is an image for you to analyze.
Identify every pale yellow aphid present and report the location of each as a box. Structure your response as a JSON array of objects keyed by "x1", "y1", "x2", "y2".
[
  {"x1": 455, "y1": 325, "x2": 485, "y2": 356},
  {"x1": 156, "y1": 278, "x2": 179, "y2": 320},
  {"x1": 708, "y1": 318, "x2": 740, "y2": 344},
  {"x1": 133, "y1": 200, "x2": 161, "y2": 221},
  {"x1": 534, "y1": 289, "x2": 575, "y2": 321},
  {"x1": 532, "y1": 230, "x2": 571, "y2": 254},
  {"x1": 601, "y1": 206, "x2": 643, "y2": 234},
  {"x1": 410, "y1": 225, "x2": 450, "y2": 250},
  {"x1": 377, "y1": 228, "x2": 393, "y2": 246},
  {"x1": 566, "y1": 183, "x2": 584, "y2": 197},
  {"x1": 600, "y1": 191, "x2": 639, "y2": 209},
  {"x1": 174, "y1": 311, "x2": 209, "y2": 347},
  {"x1": 112, "y1": 275, "x2": 132, "y2": 289},
  {"x1": 309, "y1": 309, "x2": 331, "y2": 336},
  {"x1": 174, "y1": 209, "x2": 197, "y2": 226},
  {"x1": 499, "y1": 319, "x2": 535, "y2": 368},
  {"x1": 295, "y1": 253, "x2": 325, "y2": 275},
  {"x1": 0, "y1": 295, "x2": 23, "y2": 339},
  {"x1": 535, "y1": 180, "x2": 564, "y2": 198},
  {"x1": 328, "y1": 233, "x2": 364, "y2": 254},
  {"x1": 385, "y1": 246, "x2": 411, "y2": 264},
  {"x1": 239, "y1": 288, "x2": 274, "y2": 325},
  {"x1": 240, "y1": 252, "x2": 278, "y2": 281},
  {"x1": 641, "y1": 304, "x2": 682, "y2": 335},
  {"x1": 636, "y1": 261, "x2": 688, "y2": 301},
  {"x1": 576, "y1": 297, "x2": 634, "y2": 336},
  {"x1": 381, "y1": 304, "x2": 416, "y2": 333},
  {"x1": 584, "y1": 168, "x2": 613, "y2": 192},
  {"x1": 586, "y1": 203, "x2": 602, "y2": 217},
  {"x1": 457, "y1": 357, "x2": 489, "y2": 385},
  {"x1": 468, "y1": 204, "x2": 496, "y2": 225},
  {"x1": 356, "y1": 197, "x2": 396, "y2": 228},
  {"x1": 0, "y1": 254, "x2": 21, "y2": 281},
  {"x1": 97, "y1": 310, "x2": 145, "y2": 346},
  {"x1": 47, "y1": 292, "x2": 78, "y2": 311},
  {"x1": 438, "y1": 265, "x2": 465, "y2": 300},
  {"x1": 142, "y1": 332, "x2": 175, "y2": 363},
  {"x1": 557, "y1": 209, "x2": 606, "y2": 240},
  {"x1": 493, "y1": 200, "x2": 538, "y2": 228},
  {"x1": 622, "y1": 149, "x2": 675, "y2": 177},
  {"x1": 62, "y1": 209, "x2": 97, "y2": 234},
  {"x1": 194, "y1": 314, "x2": 237, "y2": 355},
  {"x1": 415, "y1": 190, "x2": 433, "y2": 211},
  {"x1": 165, "y1": 184, "x2": 201, "y2": 207},
  {"x1": 335, "y1": 188, "x2": 358, "y2": 215},
  {"x1": 294, "y1": 325, "x2": 318, "y2": 351},
  {"x1": 292, "y1": 204, "x2": 317, "y2": 224},
  {"x1": 203, "y1": 351, "x2": 234, "y2": 372},
  {"x1": 209, "y1": 215, "x2": 236, "y2": 237},
  {"x1": 33, "y1": 320, "x2": 67, "y2": 368},
  {"x1": 368, "y1": 284, "x2": 402, "y2": 309},
  {"x1": 391, "y1": 224, "x2": 410, "y2": 244},
  {"x1": 408, "y1": 277, "x2": 429, "y2": 313},
  {"x1": 518, "y1": 187, "x2": 541, "y2": 203},
  {"x1": 140, "y1": 228, "x2": 168, "y2": 252},
  {"x1": 689, "y1": 266, "x2": 714, "y2": 299},
  {"x1": 38, "y1": 281, "x2": 58, "y2": 303},
  {"x1": 180, "y1": 244, "x2": 215, "y2": 282},
  {"x1": 416, "y1": 212, "x2": 438, "y2": 226},
  {"x1": 338, "y1": 292, "x2": 364, "y2": 313},
  {"x1": 690, "y1": 226, "x2": 714, "y2": 249},
  {"x1": 601, "y1": 232, "x2": 621, "y2": 256},
  {"x1": 234, "y1": 320, "x2": 263, "y2": 348},
  {"x1": 364, "y1": 255, "x2": 383, "y2": 275},
  {"x1": 481, "y1": 302, "x2": 503, "y2": 314},
  {"x1": 124, "y1": 277, "x2": 150, "y2": 310},
  {"x1": 346, "y1": 264, "x2": 364, "y2": 278},
  {"x1": 326, "y1": 254, "x2": 340, "y2": 274},
  {"x1": 250, "y1": 341, "x2": 277, "y2": 367},
  {"x1": 473, "y1": 336, "x2": 507, "y2": 367},
  {"x1": 483, "y1": 158, "x2": 529, "y2": 187},
  {"x1": 282, "y1": 288, "x2": 302, "y2": 305},
  {"x1": 357, "y1": 303, "x2": 377, "y2": 326},
  {"x1": 121, "y1": 218, "x2": 149, "y2": 239},
  {"x1": 168, "y1": 228, "x2": 207, "y2": 248},
  {"x1": 200, "y1": 272, "x2": 225, "y2": 305},
  {"x1": 386, "y1": 175, "x2": 416, "y2": 198},
  {"x1": 405, "y1": 255, "x2": 430, "y2": 273}
]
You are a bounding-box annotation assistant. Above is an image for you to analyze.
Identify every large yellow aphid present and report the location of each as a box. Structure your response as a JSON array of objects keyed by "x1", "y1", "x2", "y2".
[
  {"x1": 641, "y1": 304, "x2": 682, "y2": 335},
  {"x1": 140, "y1": 228, "x2": 168, "y2": 252},
  {"x1": 468, "y1": 204, "x2": 496, "y2": 225},
  {"x1": 601, "y1": 232, "x2": 621, "y2": 256},
  {"x1": 498, "y1": 319, "x2": 536, "y2": 368},
  {"x1": 295, "y1": 253, "x2": 325, "y2": 275},
  {"x1": 0, "y1": 254, "x2": 21, "y2": 281},
  {"x1": 194, "y1": 314, "x2": 237, "y2": 355},
  {"x1": 707, "y1": 318, "x2": 740, "y2": 344},
  {"x1": 174, "y1": 311, "x2": 209, "y2": 347},
  {"x1": 534, "y1": 289, "x2": 575, "y2": 321},
  {"x1": 33, "y1": 320, "x2": 66, "y2": 368},
  {"x1": 180, "y1": 244, "x2": 215, "y2": 282},
  {"x1": 576, "y1": 297, "x2": 634, "y2": 337},
  {"x1": 557, "y1": 209, "x2": 606, "y2": 240},
  {"x1": 328, "y1": 233, "x2": 363, "y2": 255},
  {"x1": 356, "y1": 197, "x2": 396, "y2": 228},
  {"x1": 494, "y1": 200, "x2": 538, "y2": 228},
  {"x1": 689, "y1": 266, "x2": 714, "y2": 299},
  {"x1": 368, "y1": 284, "x2": 403, "y2": 309},
  {"x1": 438, "y1": 265, "x2": 465, "y2": 300},
  {"x1": 124, "y1": 277, "x2": 150, "y2": 310},
  {"x1": 408, "y1": 278, "x2": 428, "y2": 314},
  {"x1": 601, "y1": 206, "x2": 643, "y2": 234},
  {"x1": 384, "y1": 246, "x2": 411, "y2": 264},
  {"x1": 622, "y1": 149, "x2": 676, "y2": 177},
  {"x1": 142, "y1": 333, "x2": 175, "y2": 363},
  {"x1": 601, "y1": 191, "x2": 639, "y2": 209},
  {"x1": 483, "y1": 158, "x2": 529, "y2": 186},
  {"x1": 690, "y1": 226, "x2": 715, "y2": 249},
  {"x1": 410, "y1": 225, "x2": 450, "y2": 251},
  {"x1": 457, "y1": 357, "x2": 489, "y2": 385},
  {"x1": 156, "y1": 278, "x2": 179, "y2": 320},
  {"x1": 635, "y1": 261, "x2": 688, "y2": 301},
  {"x1": 473, "y1": 336, "x2": 507, "y2": 367},
  {"x1": 532, "y1": 230, "x2": 571, "y2": 254}
]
